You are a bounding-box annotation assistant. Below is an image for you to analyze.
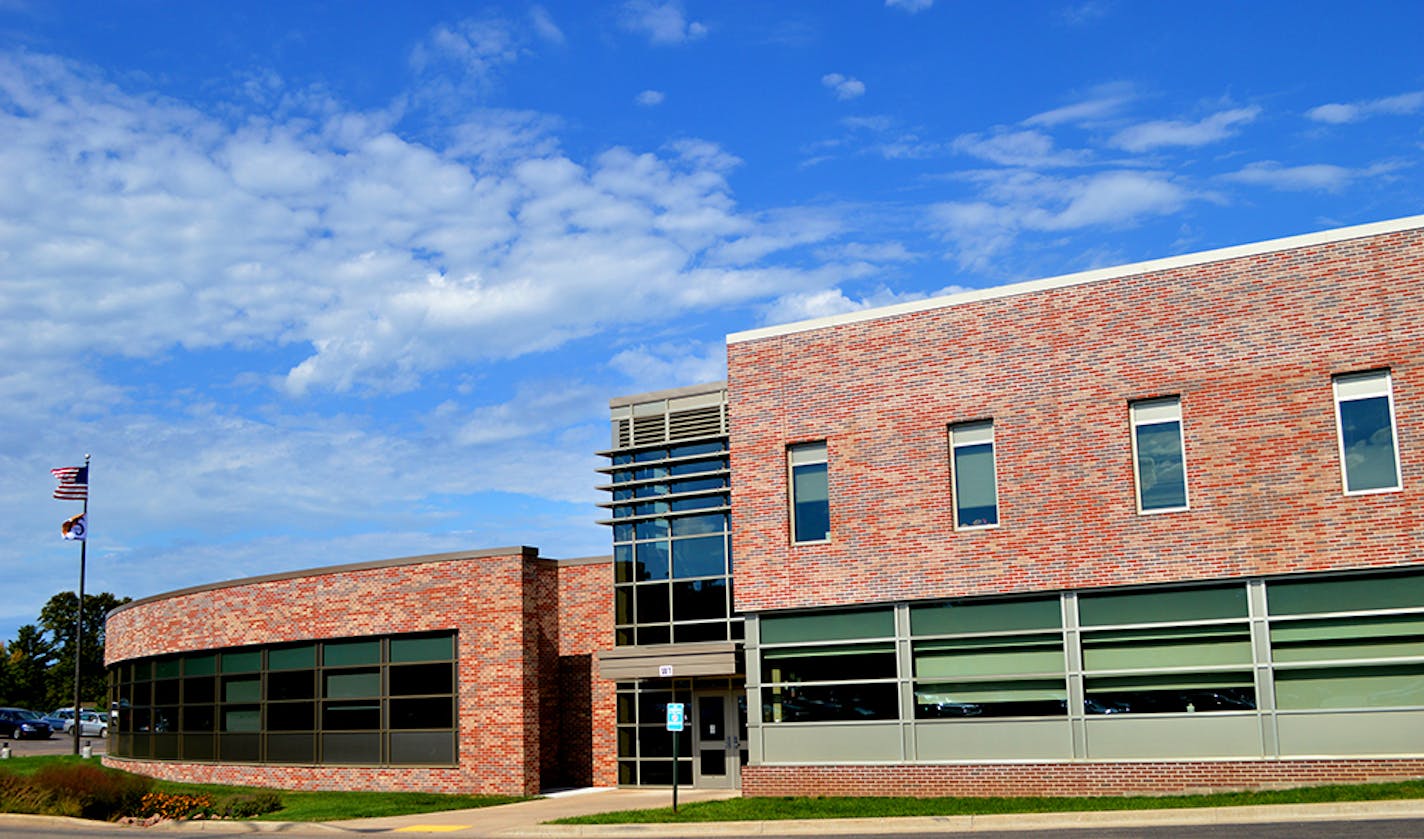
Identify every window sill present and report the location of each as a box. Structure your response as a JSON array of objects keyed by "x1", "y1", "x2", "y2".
[{"x1": 1137, "y1": 505, "x2": 1189, "y2": 516}]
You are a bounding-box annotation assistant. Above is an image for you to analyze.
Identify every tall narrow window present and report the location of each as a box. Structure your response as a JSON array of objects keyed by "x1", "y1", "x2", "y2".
[
  {"x1": 1334, "y1": 370, "x2": 1401, "y2": 494},
  {"x1": 950, "y1": 420, "x2": 998, "y2": 528},
  {"x1": 788, "y1": 442, "x2": 830, "y2": 543},
  {"x1": 1130, "y1": 397, "x2": 1188, "y2": 513}
]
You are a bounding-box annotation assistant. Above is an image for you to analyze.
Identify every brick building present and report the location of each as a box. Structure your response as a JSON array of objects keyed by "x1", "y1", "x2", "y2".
[
  {"x1": 105, "y1": 214, "x2": 1424, "y2": 796},
  {"x1": 103, "y1": 548, "x2": 615, "y2": 795}
]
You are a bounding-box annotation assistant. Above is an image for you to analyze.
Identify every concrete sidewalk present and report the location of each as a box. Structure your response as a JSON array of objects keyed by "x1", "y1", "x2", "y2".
[
  {"x1": 5, "y1": 789, "x2": 1423, "y2": 836},
  {"x1": 151, "y1": 790, "x2": 1424, "y2": 837}
]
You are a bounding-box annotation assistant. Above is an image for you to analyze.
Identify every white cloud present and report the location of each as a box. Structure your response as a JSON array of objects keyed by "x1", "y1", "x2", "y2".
[
  {"x1": 1223, "y1": 160, "x2": 1402, "y2": 192},
  {"x1": 635, "y1": 89, "x2": 666, "y2": 106},
  {"x1": 1024, "y1": 82, "x2": 1136, "y2": 126},
  {"x1": 409, "y1": 17, "x2": 522, "y2": 89},
  {"x1": 1306, "y1": 91, "x2": 1424, "y2": 124},
  {"x1": 619, "y1": 1, "x2": 707, "y2": 45},
  {"x1": 951, "y1": 129, "x2": 1089, "y2": 168},
  {"x1": 885, "y1": 0, "x2": 934, "y2": 12},
  {"x1": 1109, "y1": 106, "x2": 1261, "y2": 152},
  {"x1": 822, "y1": 73, "x2": 866, "y2": 101},
  {"x1": 607, "y1": 343, "x2": 727, "y2": 392},
  {"x1": 928, "y1": 170, "x2": 1191, "y2": 269},
  {"x1": 529, "y1": 5, "x2": 566, "y2": 45},
  {"x1": 761, "y1": 287, "x2": 928, "y2": 325}
]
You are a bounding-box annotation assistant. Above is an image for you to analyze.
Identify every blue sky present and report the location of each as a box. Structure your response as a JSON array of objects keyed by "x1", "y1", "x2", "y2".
[{"x1": 1, "y1": 0, "x2": 1421, "y2": 642}]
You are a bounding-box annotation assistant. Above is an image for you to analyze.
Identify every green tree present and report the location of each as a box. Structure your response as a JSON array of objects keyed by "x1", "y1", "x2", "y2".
[
  {"x1": 38, "y1": 591, "x2": 131, "y2": 710},
  {"x1": 6, "y1": 623, "x2": 57, "y2": 708}
]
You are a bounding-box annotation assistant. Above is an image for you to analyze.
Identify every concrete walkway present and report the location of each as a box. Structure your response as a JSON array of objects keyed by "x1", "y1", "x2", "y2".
[{"x1": 5, "y1": 789, "x2": 1424, "y2": 836}]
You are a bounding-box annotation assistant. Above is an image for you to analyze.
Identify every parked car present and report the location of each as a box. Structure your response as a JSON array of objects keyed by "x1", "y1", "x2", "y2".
[
  {"x1": 0, "y1": 707, "x2": 54, "y2": 740},
  {"x1": 67, "y1": 710, "x2": 109, "y2": 737},
  {"x1": 46, "y1": 707, "x2": 106, "y2": 735}
]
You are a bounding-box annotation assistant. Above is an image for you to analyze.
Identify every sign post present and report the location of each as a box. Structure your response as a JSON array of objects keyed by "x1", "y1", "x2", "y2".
[{"x1": 666, "y1": 702, "x2": 685, "y2": 813}]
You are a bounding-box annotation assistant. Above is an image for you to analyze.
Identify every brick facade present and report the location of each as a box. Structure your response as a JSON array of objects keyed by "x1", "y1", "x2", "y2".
[
  {"x1": 743, "y1": 759, "x2": 1424, "y2": 797},
  {"x1": 728, "y1": 226, "x2": 1424, "y2": 613},
  {"x1": 103, "y1": 548, "x2": 615, "y2": 796}
]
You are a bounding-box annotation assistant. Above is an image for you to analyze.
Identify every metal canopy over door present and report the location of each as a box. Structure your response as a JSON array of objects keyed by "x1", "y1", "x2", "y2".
[{"x1": 692, "y1": 690, "x2": 745, "y2": 788}]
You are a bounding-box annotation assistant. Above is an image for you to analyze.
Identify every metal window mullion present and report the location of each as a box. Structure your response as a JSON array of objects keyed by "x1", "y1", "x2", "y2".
[
  {"x1": 1249, "y1": 578, "x2": 1278, "y2": 757},
  {"x1": 1062, "y1": 591, "x2": 1086, "y2": 759}
]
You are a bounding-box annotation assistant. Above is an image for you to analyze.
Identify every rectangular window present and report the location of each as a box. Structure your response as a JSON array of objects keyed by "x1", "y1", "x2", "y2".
[
  {"x1": 1333, "y1": 370, "x2": 1401, "y2": 493},
  {"x1": 1130, "y1": 397, "x2": 1188, "y2": 513},
  {"x1": 788, "y1": 442, "x2": 830, "y2": 543},
  {"x1": 950, "y1": 420, "x2": 998, "y2": 528}
]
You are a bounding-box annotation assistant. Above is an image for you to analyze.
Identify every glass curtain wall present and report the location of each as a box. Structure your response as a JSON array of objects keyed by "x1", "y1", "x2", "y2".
[{"x1": 108, "y1": 632, "x2": 455, "y2": 766}]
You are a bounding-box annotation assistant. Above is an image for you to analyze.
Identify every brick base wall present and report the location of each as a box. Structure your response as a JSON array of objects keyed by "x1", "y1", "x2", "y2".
[
  {"x1": 742, "y1": 760, "x2": 1424, "y2": 797},
  {"x1": 102, "y1": 757, "x2": 470, "y2": 794}
]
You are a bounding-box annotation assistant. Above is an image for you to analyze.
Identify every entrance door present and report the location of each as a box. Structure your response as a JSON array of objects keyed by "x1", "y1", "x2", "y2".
[{"x1": 692, "y1": 691, "x2": 742, "y2": 788}]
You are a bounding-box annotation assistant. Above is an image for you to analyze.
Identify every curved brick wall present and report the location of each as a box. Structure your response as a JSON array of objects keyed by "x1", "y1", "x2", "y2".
[{"x1": 103, "y1": 548, "x2": 616, "y2": 795}]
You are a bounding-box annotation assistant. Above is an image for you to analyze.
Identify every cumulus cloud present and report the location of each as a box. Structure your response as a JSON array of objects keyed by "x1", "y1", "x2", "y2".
[
  {"x1": 885, "y1": 0, "x2": 934, "y2": 11},
  {"x1": 1109, "y1": 106, "x2": 1260, "y2": 152},
  {"x1": 1307, "y1": 91, "x2": 1424, "y2": 124},
  {"x1": 822, "y1": 73, "x2": 866, "y2": 101},
  {"x1": 608, "y1": 343, "x2": 727, "y2": 392},
  {"x1": 409, "y1": 17, "x2": 523, "y2": 88},
  {"x1": 761, "y1": 287, "x2": 930, "y2": 325},
  {"x1": 619, "y1": 1, "x2": 707, "y2": 45},
  {"x1": 635, "y1": 89, "x2": 665, "y2": 106}
]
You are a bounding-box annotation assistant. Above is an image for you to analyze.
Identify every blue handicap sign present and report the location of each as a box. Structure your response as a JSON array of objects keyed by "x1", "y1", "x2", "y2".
[{"x1": 665, "y1": 702, "x2": 685, "y2": 731}]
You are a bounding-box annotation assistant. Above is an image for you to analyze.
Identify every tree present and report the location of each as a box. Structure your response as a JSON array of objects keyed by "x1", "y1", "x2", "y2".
[
  {"x1": 37, "y1": 591, "x2": 131, "y2": 710},
  {"x1": 6, "y1": 624, "x2": 57, "y2": 708}
]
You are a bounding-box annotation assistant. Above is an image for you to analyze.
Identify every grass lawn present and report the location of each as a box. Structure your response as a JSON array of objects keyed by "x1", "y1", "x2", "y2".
[
  {"x1": 555, "y1": 779, "x2": 1424, "y2": 824},
  {"x1": 1, "y1": 755, "x2": 527, "y2": 821}
]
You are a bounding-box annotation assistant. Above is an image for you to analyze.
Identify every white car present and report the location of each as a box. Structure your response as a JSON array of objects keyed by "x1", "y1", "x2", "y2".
[{"x1": 64, "y1": 710, "x2": 109, "y2": 737}]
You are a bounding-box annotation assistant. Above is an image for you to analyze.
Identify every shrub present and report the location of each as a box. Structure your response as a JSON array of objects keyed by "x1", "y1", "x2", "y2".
[
  {"x1": 0, "y1": 770, "x2": 57, "y2": 815},
  {"x1": 212, "y1": 790, "x2": 283, "y2": 818},
  {"x1": 31, "y1": 763, "x2": 151, "y2": 820}
]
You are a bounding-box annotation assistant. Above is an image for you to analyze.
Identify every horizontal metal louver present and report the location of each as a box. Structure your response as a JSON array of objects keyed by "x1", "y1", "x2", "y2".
[
  {"x1": 614, "y1": 418, "x2": 632, "y2": 448},
  {"x1": 632, "y1": 415, "x2": 666, "y2": 446},
  {"x1": 667, "y1": 405, "x2": 724, "y2": 442}
]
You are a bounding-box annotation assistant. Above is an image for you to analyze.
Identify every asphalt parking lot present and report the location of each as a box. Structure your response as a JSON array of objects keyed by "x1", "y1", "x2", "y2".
[{"x1": 1, "y1": 732, "x2": 107, "y2": 758}]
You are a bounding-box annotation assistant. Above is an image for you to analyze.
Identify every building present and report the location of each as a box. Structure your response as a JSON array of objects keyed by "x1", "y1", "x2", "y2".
[
  {"x1": 103, "y1": 548, "x2": 615, "y2": 795},
  {"x1": 726, "y1": 214, "x2": 1424, "y2": 796},
  {"x1": 105, "y1": 214, "x2": 1424, "y2": 796}
]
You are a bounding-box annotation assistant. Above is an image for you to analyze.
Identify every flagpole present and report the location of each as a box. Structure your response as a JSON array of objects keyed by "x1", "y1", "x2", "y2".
[{"x1": 72, "y1": 453, "x2": 90, "y2": 757}]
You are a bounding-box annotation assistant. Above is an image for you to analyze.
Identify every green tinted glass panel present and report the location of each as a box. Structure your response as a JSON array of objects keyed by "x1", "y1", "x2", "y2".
[
  {"x1": 1271, "y1": 614, "x2": 1424, "y2": 662},
  {"x1": 1086, "y1": 671, "x2": 1253, "y2": 692},
  {"x1": 953, "y1": 442, "x2": 998, "y2": 527},
  {"x1": 323, "y1": 640, "x2": 380, "y2": 666},
  {"x1": 1082, "y1": 625, "x2": 1252, "y2": 670},
  {"x1": 221, "y1": 650, "x2": 262, "y2": 673},
  {"x1": 1135, "y1": 420, "x2": 1187, "y2": 510},
  {"x1": 914, "y1": 637, "x2": 1064, "y2": 678},
  {"x1": 911, "y1": 597, "x2": 1061, "y2": 636},
  {"x1": 1268, "y1": 572, "x2": 1424, "y2": 615},
  {"x1": 390, "y1": 634, "x2": 453, "y2": 663},
  {"x1": 223, "y1": 677, "x2": 261, "y2": 703},
  {"x1": 155, "y1": 659, "x2": 181, "y2": 679},
  {"x1": 1079, "y1": 585, "x2": 1246, "y2": 626},
  {"x1": 916, "y1": 679, "x2": 1067, "y2": 704},
  {"x1": 1275, "y1": 665, "x2": 1424, "y2": 709},
  {"x1": 183, "y1": 654, "x2": 217, "y2": 676},
  {"x1": 221, "y1": 707, "x2": 260, "y2": 732},
  {"x1": 268, "y1": 644, "x2": 316, "y2": 670},
  {"x1": 325, "y1": 670, "x2": 380, "y2": 698},
  {"x1": 760, "y1": 608, "x2": 894, "y2": 643}
]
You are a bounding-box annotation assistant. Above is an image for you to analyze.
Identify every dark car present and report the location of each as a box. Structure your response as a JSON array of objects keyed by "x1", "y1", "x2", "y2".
[{"x1": 0, "y1": 707, "x2": 54, "y2": 740}]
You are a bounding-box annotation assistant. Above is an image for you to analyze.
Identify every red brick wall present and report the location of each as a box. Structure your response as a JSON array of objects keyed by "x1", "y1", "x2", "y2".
[
  {"x1": 728, "y1": 227, "x2": 1424, "y2": 613},
  {"x1": 553, "y1": 559, "x2": 618, "y2": 789},
  {"x1": 103, "y1": 548, "x2": 616, "y2": 796},
  {"x1": 743, "y1": 760, "x2": 1424, "y2": 797}
]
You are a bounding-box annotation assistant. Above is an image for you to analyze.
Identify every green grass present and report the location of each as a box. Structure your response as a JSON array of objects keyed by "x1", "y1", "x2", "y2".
[
  {"x1": 0, "y1": 756, "x2": 526, "y2": 821},
  {"x1": 554, "y1": 779, "x2": 1424, "y2": 824}
]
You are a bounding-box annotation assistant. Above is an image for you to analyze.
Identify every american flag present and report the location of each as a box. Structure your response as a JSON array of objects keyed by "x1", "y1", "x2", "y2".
[{"x1": 51, "y1": 465, "x2": 88, "y2": 500}]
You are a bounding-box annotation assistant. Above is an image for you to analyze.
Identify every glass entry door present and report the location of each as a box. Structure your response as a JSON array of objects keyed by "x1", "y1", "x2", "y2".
[{"x1": 692, "y1": 691, "x2": 742, "y2": 788}]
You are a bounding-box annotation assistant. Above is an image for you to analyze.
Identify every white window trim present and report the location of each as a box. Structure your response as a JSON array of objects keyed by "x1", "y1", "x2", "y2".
[
  {"x1": 1333, "y1": 370, "x2": 1403, "y2": 496},
  {"x1": 1129, "y1": 397, "x2": 1190, "y2": 515},
  {"x1": 950, "y1": 420, "x2": 999, "y2": 531},
  {"x1": 788, "y1": 441, "x2": 831, "y2": 544}
]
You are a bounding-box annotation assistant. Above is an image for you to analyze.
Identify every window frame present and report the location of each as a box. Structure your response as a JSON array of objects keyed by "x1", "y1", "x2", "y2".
[
  {"x1": 787, "y1": 441, "x2": 831, "y2": 544},
  {"x1": 1333, "y1": 370, "x2": 1403, "y2": 495},
  {"x1": 1129, "y1": 396, "x2": 1189, "y2": 515},
  {"x1": 949, "y1": 420, "x2": 999, "y2": 530}
]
